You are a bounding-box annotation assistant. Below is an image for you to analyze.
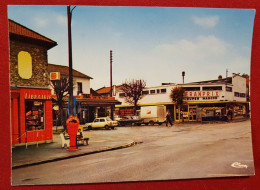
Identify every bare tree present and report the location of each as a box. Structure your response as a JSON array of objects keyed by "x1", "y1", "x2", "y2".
[
  {"x1": 121, "y1": 79, "x2": 146, "y2": 115},
  {"x1": 50, "y1": 78, "x2": 70, "y2": 131}
]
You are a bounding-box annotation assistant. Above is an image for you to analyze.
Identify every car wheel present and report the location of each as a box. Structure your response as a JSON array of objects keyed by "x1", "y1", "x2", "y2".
[
  {"x1": 105, "y1": 125, "x2": 110, "y2": 130},
  {"x1": 64, "y1": 143, "x2": 68, "y2": 149},
  {"x1": 88, "y1": 125, "x2": 92, "y2": 130},
  {"x1": 149, "y1": 121, "x2": 154, "y2": 125},
  {"x1": 111, "y1": 126, "x2": 115, "y2": 130}
]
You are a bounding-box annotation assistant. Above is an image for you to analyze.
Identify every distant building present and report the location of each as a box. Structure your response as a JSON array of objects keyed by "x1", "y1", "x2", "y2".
[
  {"x1": 9, "y1": 19, "x2": 57, "y2": 146},
  {"x1": 114, "y1": 74, "x2": 249, "y2": 122},
  {"x1": 48, "y1": 63, "x2": 93, "y2": 95},
  {"x1": 48, "y1": 65, "x2": 121, "y2": 124},
  {"x1": 96, "y1": 86, "x2": 112, "y2": 97}
]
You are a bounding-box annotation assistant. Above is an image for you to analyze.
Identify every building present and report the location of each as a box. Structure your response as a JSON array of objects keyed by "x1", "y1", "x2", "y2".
[
  {"x1": 48, "y1": 65, "x2": 121, "y2": 124},
  {"x1": 9, "y1": 19, "x2": 57, "y2": 146},
  {"x1": 48, "y1": 63, "x2": 92, "y2": 95},
  {"x1": 114, "y1": 74, "x2": 249, "y2": 122}
]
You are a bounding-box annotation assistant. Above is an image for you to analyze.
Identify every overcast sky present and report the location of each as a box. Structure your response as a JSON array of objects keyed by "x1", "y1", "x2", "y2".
[{"x1": 8, "y1": 6, "x2": 255, "y2": 89}]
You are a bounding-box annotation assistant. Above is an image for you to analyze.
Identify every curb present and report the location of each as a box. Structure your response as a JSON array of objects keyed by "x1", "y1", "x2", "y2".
[{"x1": 12, "y1": 141, "x2": 136, "y2": 170}]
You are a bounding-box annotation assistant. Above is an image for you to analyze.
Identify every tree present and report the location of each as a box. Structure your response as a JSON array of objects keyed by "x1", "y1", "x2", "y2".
[
  {"x1": 50, "y1": 78, "x2": 70, "y2": 131},
  {"x1": 170, "y1": 86, "x2": 185, "y2": 108},
  {"x1": 121, "y1": 79, "x2": 146, "y2": 115},
  {"x1": 242, "y1": 73, "x2": 249, "y2": 78}
]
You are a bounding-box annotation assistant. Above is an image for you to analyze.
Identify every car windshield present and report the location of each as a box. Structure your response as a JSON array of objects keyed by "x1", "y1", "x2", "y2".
[{"x1": 106, "y1": 117, "x2": 112, "y2": 121}]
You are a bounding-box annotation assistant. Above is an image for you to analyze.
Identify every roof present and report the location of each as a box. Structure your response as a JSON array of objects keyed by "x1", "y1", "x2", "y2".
[
  {"x1": 48, "y1": 63, "x2": 93, "y2": 79},
  {"x1": 90, "y1": 88, "x2": 101, "y2": 96},
  {"x1": 96, "y1": 87, "x2": 111, "y2": 94},
  {"x1": 183, "y1": 77, "x2": 232, "y2": 85},
  {"x1": 9, "y1": 19, "x2": 57, "y2": 49}
]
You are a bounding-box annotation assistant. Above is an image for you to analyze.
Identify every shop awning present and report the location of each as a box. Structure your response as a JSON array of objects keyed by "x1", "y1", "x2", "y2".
[{"x1": 202, "y1": 107, "x2": 225, "y2": 110}]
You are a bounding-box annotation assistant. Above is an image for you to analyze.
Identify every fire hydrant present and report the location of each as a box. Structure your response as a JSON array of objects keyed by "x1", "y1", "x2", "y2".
[{"x1": 66, "y1": 116, "x2": 80, "y2": 151}]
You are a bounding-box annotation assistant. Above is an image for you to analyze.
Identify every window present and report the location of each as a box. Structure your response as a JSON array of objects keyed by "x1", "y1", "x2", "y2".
[
  {"x1": 77, "y1": 82, "x2": 82, "y2": 95},
  {"x1": 183, "y1": 87, "x2": 200, "y2": 91},
  {"x1": 240, "y1": 93, "x2": 246, "y2": 97},
  {"x1": 202, "y1": 86, "x2": 222, "y2": 91},
  {"x1": 25, "y1": 100, "x2": 44, "y2": 131},
  {"x1": 100, "y1": 119, "x2": 105, "y2": 122},
  {"x1": 119, "y1": 93, "x2": 126, "y2": 97},
  {"x1": 234, "y1": 92, "x2": 240, "y2": 97},
  {"x1": 150, "y1": 90, "x2": 156, "y2": 94},
  {"x1": 157, "y1": 89, "x2": 160, "y2": 93},
  {"x1": 94, "y1": 119, "x2": 99, "y2": 122},
  {"x1": 18, "y1": 51, "x2": 32, "y2": 79},
  {"x1": 226, "y1": 86, "x2": 233, "y2": 92},
  {"x1": 161, "y1": 88, "x2": 167, "y2": 93},
  {"x1": 142, "y1": 90, "x2": 149, "y2": 95}
]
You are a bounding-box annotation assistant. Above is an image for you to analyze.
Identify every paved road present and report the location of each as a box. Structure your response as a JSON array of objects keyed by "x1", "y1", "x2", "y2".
[{"x1": 12, "y1": 120, "x2": 254, "y2": 185}]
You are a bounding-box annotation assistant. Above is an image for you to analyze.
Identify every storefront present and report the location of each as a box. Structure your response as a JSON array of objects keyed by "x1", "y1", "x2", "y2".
[
  {"x1": 173, "y1": 101, "x2": 248, "y2": 122},
  {"x1": 11, "y1": 88, "x2": 53, "y2": 146}
]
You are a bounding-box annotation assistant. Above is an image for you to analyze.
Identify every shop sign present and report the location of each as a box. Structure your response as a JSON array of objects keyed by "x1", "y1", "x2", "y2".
[
  {"x1": 113, "y1": 85, "x2": 116, "y2": 96},
  {"x1": 25, "y1": 93, "x2": 52, "y2": 100},
  {"x1": 185, "y1": 91, "x2": 219, "y2": 97},
  {"x1": 50, "y1": 72, "x2": 60, "y2": 80}
]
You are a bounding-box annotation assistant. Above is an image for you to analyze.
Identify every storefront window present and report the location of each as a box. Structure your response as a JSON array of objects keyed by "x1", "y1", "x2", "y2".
[{"x1": 25, "y1": 100, "x2": 45, "y2": 131}]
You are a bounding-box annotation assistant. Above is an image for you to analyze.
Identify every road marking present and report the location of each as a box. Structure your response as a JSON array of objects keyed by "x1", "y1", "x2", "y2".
[{"x1": 231, "y1": 162, "x2": 248, "y2": 169}]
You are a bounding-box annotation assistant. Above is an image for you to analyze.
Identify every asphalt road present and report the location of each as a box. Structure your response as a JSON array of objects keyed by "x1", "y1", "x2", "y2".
[{"x1": 12, "y1": 120, "x2": 254, "y2": 186}]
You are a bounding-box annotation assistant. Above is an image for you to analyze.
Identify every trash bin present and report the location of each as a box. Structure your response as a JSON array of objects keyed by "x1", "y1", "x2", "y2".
[{"x1": 66, "y1": 116, "x2": 80, "y2": 151}]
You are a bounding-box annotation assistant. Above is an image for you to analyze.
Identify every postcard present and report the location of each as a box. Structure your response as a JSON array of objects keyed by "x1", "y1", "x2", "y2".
[{"x1": 9, "y1": 5, "x2": 255, "y2": 185}]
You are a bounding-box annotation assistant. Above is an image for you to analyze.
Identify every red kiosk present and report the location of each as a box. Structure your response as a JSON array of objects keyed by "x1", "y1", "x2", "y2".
[{"x1": 66, "y1": 116, "x2": 80, "y2": 151}]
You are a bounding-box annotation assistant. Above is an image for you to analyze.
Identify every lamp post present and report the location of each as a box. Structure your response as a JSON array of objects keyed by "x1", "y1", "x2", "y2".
[{"x1": 67, "y1": 5, "x2": 76, "y2": 116}]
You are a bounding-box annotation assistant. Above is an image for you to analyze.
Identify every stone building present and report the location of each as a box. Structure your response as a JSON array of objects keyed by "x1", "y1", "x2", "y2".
[{"x1": 9, "y1": 19, "x2": 57, "y2": 146}]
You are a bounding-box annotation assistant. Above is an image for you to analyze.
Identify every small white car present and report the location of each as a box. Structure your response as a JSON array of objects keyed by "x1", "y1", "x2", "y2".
[{"x1": 85, "y1": 117, "x2": 118, "y2": 130}]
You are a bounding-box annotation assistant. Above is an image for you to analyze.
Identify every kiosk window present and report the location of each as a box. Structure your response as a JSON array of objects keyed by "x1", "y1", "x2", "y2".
[{"x1": 25, "y1": 100, "x2": 45, "y2": 131}]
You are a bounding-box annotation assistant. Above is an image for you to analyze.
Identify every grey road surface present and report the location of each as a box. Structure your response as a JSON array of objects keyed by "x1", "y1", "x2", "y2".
[{"x1": 12, "y1": 120, "x2": 254, "y2": 185}]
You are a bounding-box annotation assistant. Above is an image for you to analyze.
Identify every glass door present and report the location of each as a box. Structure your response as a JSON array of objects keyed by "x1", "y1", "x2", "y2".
[{"x1": 189, "y1": 105, "x2": 197, "y2": 121}]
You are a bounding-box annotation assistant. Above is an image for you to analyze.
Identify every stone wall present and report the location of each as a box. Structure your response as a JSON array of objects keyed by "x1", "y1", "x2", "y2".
[{"x1": 9, "y1": 40, "x2": 49, "y2": 88}]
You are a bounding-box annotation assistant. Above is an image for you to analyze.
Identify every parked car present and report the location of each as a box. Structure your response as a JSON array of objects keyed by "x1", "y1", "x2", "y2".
[
  {"x1": 84, "y1": 117, "x2": 118, "y2": 130},
  {"x1": 117, "y1": 116, "x2": 143, "y2": 126}
]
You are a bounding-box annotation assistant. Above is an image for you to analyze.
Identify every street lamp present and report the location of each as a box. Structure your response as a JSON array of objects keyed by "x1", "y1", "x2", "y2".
[{"x1": 67, "y1": 5, "x2": 76, "y2": 116}]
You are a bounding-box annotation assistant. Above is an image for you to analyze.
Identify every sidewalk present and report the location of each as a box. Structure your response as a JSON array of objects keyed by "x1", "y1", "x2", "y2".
[{"x1": 12, "y1": 128, "x2": 136, "y2": 169}]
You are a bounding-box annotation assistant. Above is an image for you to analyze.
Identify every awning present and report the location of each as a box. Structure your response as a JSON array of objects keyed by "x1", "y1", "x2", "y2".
[{"x1": 202, "y1": 107, "x2": 225, "y2": 111}]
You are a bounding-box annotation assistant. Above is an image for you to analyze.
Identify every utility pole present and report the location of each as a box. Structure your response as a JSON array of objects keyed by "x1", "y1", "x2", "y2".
[
  {"x1": 110, "y1": 50, "x2": 114, "y2": 120},
  {"x1": 110, "y1": 50, "x2": 113, "y2": 97},
  {"x1": 67, "y1": 5, "x2": 76, "y2": 116}
]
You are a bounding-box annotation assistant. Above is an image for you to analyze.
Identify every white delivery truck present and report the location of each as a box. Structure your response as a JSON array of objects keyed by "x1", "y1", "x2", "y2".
[{"x1": 139, "y1": 105, "x2": 166, "y2": 125}]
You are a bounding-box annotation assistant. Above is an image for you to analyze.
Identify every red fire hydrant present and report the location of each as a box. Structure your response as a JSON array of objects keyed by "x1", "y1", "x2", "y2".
[{"x1": 66, "y1": 116, "x2": 80, "y2": 151}]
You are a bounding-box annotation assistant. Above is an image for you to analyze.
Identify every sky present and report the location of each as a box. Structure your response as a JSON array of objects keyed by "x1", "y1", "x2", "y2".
[{"x1": 8, "y1": 6, "x2": 255, "y2": 90}]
